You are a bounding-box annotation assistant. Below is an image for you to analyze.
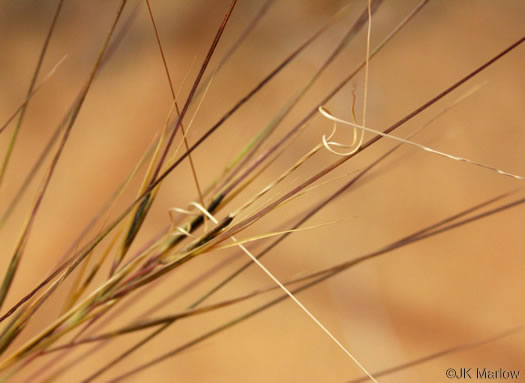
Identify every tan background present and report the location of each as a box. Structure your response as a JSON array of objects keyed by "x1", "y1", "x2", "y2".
[{"x1": 0, "y1": 0, "x2": 524, "y2": 382}]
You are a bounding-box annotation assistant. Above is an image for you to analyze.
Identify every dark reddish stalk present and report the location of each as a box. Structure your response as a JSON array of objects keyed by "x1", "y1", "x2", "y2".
[
  {"x1": 345, "y1": 325, "x2": 524, "y2": 383},
  {"x1": 145, "y1": 0, "x2": 204, "y2": 201},
  {"x1": 149, "y1": 0, "x2": 238, "y2": 183}
]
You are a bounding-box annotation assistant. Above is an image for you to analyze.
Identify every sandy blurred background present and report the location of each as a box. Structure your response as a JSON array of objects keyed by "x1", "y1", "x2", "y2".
[{"x1": 0, "y1": 0, "x2": 524, "y2": 382}]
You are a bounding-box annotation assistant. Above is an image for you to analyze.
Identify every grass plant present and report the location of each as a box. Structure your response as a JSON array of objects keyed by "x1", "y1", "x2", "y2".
[{"x1": 0, "y1": 0, "x2": 523, "y2": 381}]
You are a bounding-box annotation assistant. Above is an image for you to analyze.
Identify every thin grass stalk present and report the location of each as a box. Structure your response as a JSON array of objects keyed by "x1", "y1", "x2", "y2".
[
  {"x1": 0, "y1": 57, "x2": 66, "y2": 136},
  {"x1": 145, "y1": 0, "x2": 205, "y2": 210},
  {"x1": 148, "y1": 0, "x2": 238, "y2": 183}
]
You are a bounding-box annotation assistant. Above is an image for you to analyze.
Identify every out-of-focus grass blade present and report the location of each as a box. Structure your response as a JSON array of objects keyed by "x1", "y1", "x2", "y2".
[{"x1": 0, "y1": 0, "x2": 64, "y2": 190}]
